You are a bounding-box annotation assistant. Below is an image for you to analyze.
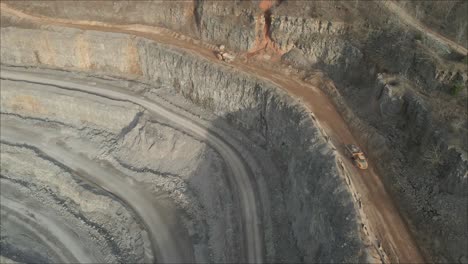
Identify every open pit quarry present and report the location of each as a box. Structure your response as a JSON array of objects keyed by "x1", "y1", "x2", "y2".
[{"x1": 0, "y1": 1, "x2": 467, "y2": 264}]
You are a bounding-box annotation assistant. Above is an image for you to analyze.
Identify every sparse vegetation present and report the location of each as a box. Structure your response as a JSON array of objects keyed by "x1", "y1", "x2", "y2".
[
  {"x1": 424, "y1": 142, "x2": 444, "y2": 165},
  {"x1": 414, "y1": 31, "x2": 423, "y2": 41},
  {"x1": 450, "y1": 82, "x2": 464, "y2": 96}
]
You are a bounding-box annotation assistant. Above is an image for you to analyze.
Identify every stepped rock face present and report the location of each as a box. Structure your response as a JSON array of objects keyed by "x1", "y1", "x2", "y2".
[
  {"x1": 2, "y1": 1, "x2": 260, "y2": 51},
  {"x1": 1, "y1": 1, "x2": 467, "y2": 263},
  {"x1": 1, "y1": 142, "x2": 146, "y2": 263},
  {"x1": 0, "y1": 24, "x2": 364, "y2": 263},
  {"x1": 5, "y1": 0, "x2": 466, "y2": 88}
]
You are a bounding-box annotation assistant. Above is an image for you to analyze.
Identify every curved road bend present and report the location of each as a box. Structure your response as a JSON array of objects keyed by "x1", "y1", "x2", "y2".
[
  {"x1": 0, "y1": 193, "x2": 93, "y2": 263},
  {"x1": 0, "y1": 70, "x2": 264, "y2": 263},
  {"x1": 1, "y1": 125, "x2": 186, "y2": 263}
]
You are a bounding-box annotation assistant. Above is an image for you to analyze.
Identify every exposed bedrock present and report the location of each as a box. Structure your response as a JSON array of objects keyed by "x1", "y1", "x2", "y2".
[
  {"x1": 0, "y1": 79, "x2": 233, "y2": 263},
  {"x1": 2, "y1": 1, "x2": 467, "y2": 263},
  {"x1": 1, "y1": 26, "x2": 365, "y2": 263},
  {"x1": 4, "y1": 0, "x2": 466, "y2": 91},
  {"x1": 2, "y1": 0, "x2": 259, "y2": 51},
  {"x1": 0, "y1": 142, "x2": 147, "y2": 263}
]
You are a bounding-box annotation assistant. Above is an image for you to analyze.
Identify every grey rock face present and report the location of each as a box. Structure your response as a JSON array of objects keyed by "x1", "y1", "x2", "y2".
[
  {"x1": 0, "y1": 142, "x2": 146, "y2": 263},
  {"x1": 441, "y1": 148, "x2": 468, "y2": 196},
  {"x1": 0, "y1": 81, "x2": 142, "y2": 134},
  {"x1": 403, "y1": 93, "x2": 432, "y2": 145},
  {"x1": 3, "y1": 0, "x2": 259, "y2": 52},
  {"x1": 395, "y1": 1, "x2": 468, "y2": 48},
  {"x1": 197, "y1": 2, "x2": 258, "y2": 51},
  {"x1": 0, "y1": 26, "x2": 364, "y2": 263},
  {"x1": 379, "y1": 85, "x2": 404, "y2": 117},
  {"x1": 2, "y1": 0, "x2": 466, "y2": 258},
  {"x1": 0, "y1": 77, "x2": 236, "y2": 263},
  {"x1": 270, "y1": 15, "x2": 363, "y2": 76},
  {"x1": 3, "y1": 1, "x2": 465, "y2": 261},
  {"x1": 281, "y1": 48, "x2": 313, "y2": 69},
  {"x1": 4, "y1": 0, "x2": 465, "y2": 91},
  {"x1": 137, "y1": 35, "x2": 364, "y2": 263}
]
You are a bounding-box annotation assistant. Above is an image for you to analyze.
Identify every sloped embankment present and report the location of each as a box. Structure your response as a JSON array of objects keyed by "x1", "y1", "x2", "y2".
[{"x1": 1, "y1": 25, "x2": 365, "y2": 263}]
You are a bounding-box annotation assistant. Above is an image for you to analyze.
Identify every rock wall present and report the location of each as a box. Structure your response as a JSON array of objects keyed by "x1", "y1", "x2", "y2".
[
  {"x1": 0, "y1": 141, "x2": 147, "y2": 263},
  {"x1": 313, "y1": 69, "x2": 467, "y2": 263},
  {"x1": 3, "y1": 1, "x2": 466, "y2": 262},
  {"x1": 1, "y1": 26, "x2": 364, "y2": 262},
  {"x1": 0, "y1": 78, "x2": 236, "y2": 263},
  {"x1": 137, "y1": 38, "x2": 363, "y2": 262},
  {"x1": 3, "y1": 0, "x2": 259, "y2": 51},
  {"x1": 0, "y1": 81, "x2": 142, "y2": 133},
  {"x1": 395, "y1": 1, "x2": 468, "y2": 48},
  {"x1": 4, "y1": 0, "x2": 466, "y2": 90}
]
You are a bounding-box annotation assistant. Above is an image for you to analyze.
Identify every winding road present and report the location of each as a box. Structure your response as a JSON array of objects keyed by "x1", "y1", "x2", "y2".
[
  {"x1": 1, "y1": 125, "x2": 173, "y2": 263},
  {"x1": 0, "y1": 192, "x2": 92, "y2": 263},
  {"x1": 0, "y1": 69, "x2": 264, "y2": 263},
  {"x1": 0, "y1": 2, "x2": 438, "y2": 262},
  {"x1": 381, "y1": 0, "x2": 467, "y2": 56}
]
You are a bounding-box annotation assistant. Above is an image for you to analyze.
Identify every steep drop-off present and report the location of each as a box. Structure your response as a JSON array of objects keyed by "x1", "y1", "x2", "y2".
[
  {"x1": 2, "y1": 1, "x2": 466, "y2": 262},
  {"x1": 1, "y1": 24, "x2": 366, "y2": 263}
]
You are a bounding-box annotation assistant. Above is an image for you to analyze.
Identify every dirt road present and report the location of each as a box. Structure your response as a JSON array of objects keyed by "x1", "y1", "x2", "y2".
[
  {"x1": 0, "y1": 123, "x2": 188, "y2": 263},
  {"x1": 381, "y1": 0, "x2": 467, "y2": 56},
  {"x1": 240, "y1": 63, "x2": 426, "y2": 264},
  {"x1": 0, "y1": 192, "x2": 94, "y2": 263},
  {"x1": 1, "y1": 70, "x2": 264, "y2": 263},
  {"x1": 0, "y1": 4, "x2": 426, "y2": 263}
]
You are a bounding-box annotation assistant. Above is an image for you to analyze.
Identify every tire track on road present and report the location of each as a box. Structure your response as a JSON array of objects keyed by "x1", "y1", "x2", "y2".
[{"x1": 1, "y1": 70, "x2": 264, "y2": 263}]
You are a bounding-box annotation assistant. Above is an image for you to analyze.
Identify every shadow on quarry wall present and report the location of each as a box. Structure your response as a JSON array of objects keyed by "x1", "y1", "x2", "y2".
[
  {"x1": 0, "y1": 73, "x2": 365, "y2": 263},
  {"x1": 106, "y1": 99, "x2": 366, "y2": 262},
  {"x1": 198, "y1": 107, "x2": 365, "y2": 263},
  {"x1": 0, "y1": 134, "x2": 150, "y2": 263},
  {"x1": 1, "y1": 2, "x2": 467, "y2": 261},
  {"x1": 0, "y1": 24, "x2": 365, "y2": 262}
]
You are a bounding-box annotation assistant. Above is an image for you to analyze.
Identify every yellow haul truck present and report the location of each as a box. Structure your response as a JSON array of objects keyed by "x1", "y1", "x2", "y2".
[{"x1": 345, "y1": 144, "x2": 368, "y2": 170}]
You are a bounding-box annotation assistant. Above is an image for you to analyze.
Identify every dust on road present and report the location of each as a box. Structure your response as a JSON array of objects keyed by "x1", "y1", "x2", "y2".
[{"x1": 0, "y1": 4, "x2": 426, "y2": 263}]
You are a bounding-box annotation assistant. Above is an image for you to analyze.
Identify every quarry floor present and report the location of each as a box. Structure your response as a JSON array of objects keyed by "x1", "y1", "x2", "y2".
[{"x1": 0, "y1": 3, "x2": 426, "y2": 263}]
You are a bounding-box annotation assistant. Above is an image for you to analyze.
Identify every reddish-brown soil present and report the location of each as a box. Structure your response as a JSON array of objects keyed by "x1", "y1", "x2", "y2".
[{"x1": 0, "y1": 3, "x2": 426, "y2": 263}]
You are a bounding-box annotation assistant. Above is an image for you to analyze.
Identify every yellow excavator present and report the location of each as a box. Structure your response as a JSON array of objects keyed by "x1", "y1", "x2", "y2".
[{"x1": 345, "y1": 144, "x2": 368, "y2": 170}]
